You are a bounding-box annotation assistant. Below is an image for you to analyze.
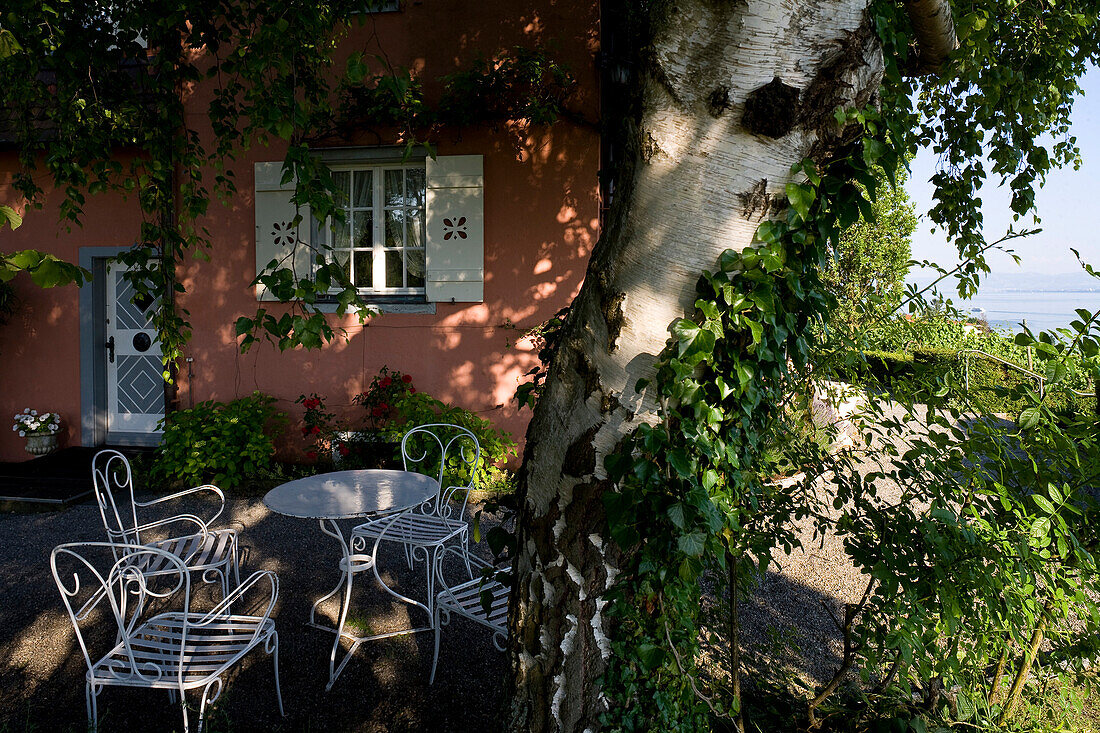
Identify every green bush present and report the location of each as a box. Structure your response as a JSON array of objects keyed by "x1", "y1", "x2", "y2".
[
  {"x1": 379, "y1": 390, "x2": 517, "y2": 492},
  {"x1": 151, "y1": 392, "x2": 286, "y2": 489}
]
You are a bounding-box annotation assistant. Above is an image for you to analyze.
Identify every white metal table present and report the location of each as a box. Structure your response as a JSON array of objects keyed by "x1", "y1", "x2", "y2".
[{"x1": 263, "y1": 469, "x2": 439, "y2": 690}]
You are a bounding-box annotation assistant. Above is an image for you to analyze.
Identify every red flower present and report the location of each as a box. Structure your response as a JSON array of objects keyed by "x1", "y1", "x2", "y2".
[
  {"x1": 371, "y1": 406, "x2": 384, "y2": 418},
  {"x1": 311, "y1": 425, "x2": 321, "y2": 435},
  {"x1": 402, "y1": 374, "x2": 413, "y2": 384},
  {"x1": 378, "y1": 402, "x2": 389, "y2": 411},
  {"x1": 338, "y1": 444, "x2": 350, "y2": 457},
  {"x1": 305, "y1": 450, "x2": 318, "y2": 461},
  {"x1": 379, "y1": 377, "x2": 392, "y2": 388},
  {"x1": 303, "y1": 397, "x2": 320, "y2": 410},
  {"x1": 301, "y1": 426, "x2": 312, "y2": 436},
  {"x1": 409, "y1": 387, "x2": 416, "y2": 393}
]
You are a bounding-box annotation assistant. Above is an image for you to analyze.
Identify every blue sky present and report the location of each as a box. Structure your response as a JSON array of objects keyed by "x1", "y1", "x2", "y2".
[{"x1": 907, "y1": 66, "x2": 1100, "y2": 276}]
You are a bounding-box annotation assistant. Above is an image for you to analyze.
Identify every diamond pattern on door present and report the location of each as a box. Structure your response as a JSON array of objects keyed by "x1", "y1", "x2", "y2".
[
  {"x1": 116, "y1": 355, "x2": 163, "y2": 414},
  {"x1": 114, "y1": 271, "x2": 154, "y2": 330}
]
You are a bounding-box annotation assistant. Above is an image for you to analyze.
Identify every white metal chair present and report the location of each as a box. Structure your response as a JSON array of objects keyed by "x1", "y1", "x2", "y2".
[
  {"x1": 92, "y1": 449, "x2": 240, "y2": 597},
  {"x1": 348, "y1": 424, "x2": 481, "y2": 619},
  {"x1": 429, "y1": 546, "x2": 509, "y2": 684},
  {"x1": 50, "y1": 542, "x2": 284, "y2": 733}
]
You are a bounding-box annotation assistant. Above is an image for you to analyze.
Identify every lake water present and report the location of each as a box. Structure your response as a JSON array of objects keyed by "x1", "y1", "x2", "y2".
[{"x1": 955, "y1": 291, "x2": 1100, "y2": 333}]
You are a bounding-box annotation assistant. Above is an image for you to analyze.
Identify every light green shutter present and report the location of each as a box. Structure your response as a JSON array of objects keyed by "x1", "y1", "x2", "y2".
[
  {"x1": 425, "y1": 155, "x2": 484, "y2": 303},
  {"x1": 254, "y1": 161, "x2": 312, "y2": 301}
]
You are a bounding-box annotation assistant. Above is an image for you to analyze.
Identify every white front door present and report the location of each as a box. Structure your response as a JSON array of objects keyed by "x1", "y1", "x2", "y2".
[{"x1": 105, "y1": 262, "x2": 164, "y2": 436}]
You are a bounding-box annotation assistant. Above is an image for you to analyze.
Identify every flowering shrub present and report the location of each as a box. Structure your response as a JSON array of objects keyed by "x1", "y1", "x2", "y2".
[
  {"x1": 12, "y1": 408, "x2": 60, "y2": 437},
  {"x1": 295, "y1": 366, "x2": 517, "y2": 489},
  {"x1": 295, "y1": 393, "x2": 334, "y2": 462},
  {"x1": 353, "y1": 366, "x2": 416, "y2": 428}
]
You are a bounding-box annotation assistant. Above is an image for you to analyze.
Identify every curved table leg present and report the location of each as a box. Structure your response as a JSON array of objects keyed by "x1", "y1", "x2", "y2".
[{"x1": 307, "y1": 516, "x2": 434, "y2": 691}]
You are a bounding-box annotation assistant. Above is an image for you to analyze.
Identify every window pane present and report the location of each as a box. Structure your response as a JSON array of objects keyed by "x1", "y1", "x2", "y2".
[
  {"x1": 384, "y1": 169, "x2": 404, "y2": 208},
  {"x1": 406, "y1": 249, "x2": 425, "y2": 288},
  {"x1": 353, "y1": 211, "x2": 373, "y2": 248},
  {"x1": 407, "y1": 209, "x2": 424, "y2": 249},
  {"x1": 333, "y1": 171, "x2": 351, "y2": 208},
  {"x1": 333, "y1": 249, "x2": 351, "y2": 284},
  {"x1": 354, "y1": 250, "x2": 373, "y2": 288},
  {"x1": 385, "y1": 250, "x2": 404, "y2": 288},
  {"x1": 352, "y1": 170, "x2": 372, "y2": 208},
  {"x1": 333, "y1": 220, "x2": 351, "y2": 249},
  {"x1": 405, "y1": 168, "x2": 425, "y2": 208},
  {"x1": 385, "y1": 210, "x2": 404, "y2": 248}
]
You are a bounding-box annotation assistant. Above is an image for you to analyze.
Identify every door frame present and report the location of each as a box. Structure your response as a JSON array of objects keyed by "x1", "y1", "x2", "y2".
[{"x1": 79, "y1": 247, "x2": 164, "y2": 447}]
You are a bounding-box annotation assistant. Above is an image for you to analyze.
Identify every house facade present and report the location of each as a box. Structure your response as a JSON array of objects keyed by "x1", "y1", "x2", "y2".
[{"x1": 0, "y1": 2, "x2": 601, "y2": 462}]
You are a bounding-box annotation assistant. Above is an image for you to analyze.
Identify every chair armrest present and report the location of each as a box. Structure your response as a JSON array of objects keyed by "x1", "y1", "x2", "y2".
[
  {"x1": 134, "y1": 514, "x2": 209, "y2": 536},
  {"x1": 195, "y1": 570, "x2": 278, "y2": 642},
  {"x1": 136, "y1": 484, "x2": 227, "y2": 528},
  {"x1": 440, "y1": 484, "x2": 473, "y2": 519}
]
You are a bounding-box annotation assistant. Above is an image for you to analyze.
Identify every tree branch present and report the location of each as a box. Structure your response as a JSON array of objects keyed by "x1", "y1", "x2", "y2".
[{"x1": 904, "y1": 0, "x2": 957, "y2": 74}]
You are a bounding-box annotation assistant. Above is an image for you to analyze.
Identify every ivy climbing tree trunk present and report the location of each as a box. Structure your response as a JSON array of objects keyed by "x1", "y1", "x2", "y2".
[{"x1": 508, "y1": 1, "x2": 889, "y2": 730}]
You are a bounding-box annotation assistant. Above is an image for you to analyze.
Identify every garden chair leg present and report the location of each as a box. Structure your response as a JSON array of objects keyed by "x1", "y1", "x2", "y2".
[
  {"x1": 430, "y1": 604, "x2": 442, "y2": 685},
  {"x1": 271, "y1": 632, "x2": 286, "y2": 717}
]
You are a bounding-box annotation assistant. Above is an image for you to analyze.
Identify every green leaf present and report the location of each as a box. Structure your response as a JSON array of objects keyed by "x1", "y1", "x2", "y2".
[
  {"x1": 0, "y1": 205, "x2": 22, "y2": 231},
  {"x1": 677, "y1": 531, "x2": 706, "y2": 557},
  {"x1": 786, "y1": 182, "x2": 815, "y2": 220},
  {"x1": 1033, "y1": 495, "x2": 1055, "y2": 514},
  {"x1": 1018, "y1": 407, "x2": 1040, "y2": 430},
  {"x1": 637, "y1": 643, "x2": 665, "y2": 671}
]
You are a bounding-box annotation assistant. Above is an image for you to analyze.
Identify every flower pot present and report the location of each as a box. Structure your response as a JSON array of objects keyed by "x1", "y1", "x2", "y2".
[{"x1": 24, "y1": 432, "x2": 59, "y2": 456}]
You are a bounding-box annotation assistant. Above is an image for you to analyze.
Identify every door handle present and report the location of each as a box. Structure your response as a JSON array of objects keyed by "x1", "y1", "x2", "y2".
[{"x1": 106, "y1": 336, "x2": 115, "y2": 363}]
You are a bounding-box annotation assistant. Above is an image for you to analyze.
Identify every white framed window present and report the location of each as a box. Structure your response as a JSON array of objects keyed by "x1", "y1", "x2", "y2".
[
  {"x1": 314, "y1": 164, "x2": 426, "y2": 297},
  {"x1": 255, "y1": 152, "x2": 483, "y2": 306}
]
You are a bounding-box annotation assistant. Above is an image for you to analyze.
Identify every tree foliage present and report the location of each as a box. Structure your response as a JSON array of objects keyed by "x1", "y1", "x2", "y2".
[{"x1": 822, "y1": 162, "x2": 916, "y2": 335}]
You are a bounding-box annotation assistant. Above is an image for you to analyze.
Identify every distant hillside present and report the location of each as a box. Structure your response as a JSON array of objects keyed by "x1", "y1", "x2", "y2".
[{"x1": 909, "y1": 270, "x2": 1100, "y2": 293}]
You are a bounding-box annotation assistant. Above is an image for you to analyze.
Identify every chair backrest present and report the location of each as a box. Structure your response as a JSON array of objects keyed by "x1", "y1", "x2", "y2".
[
  {"x1": 400, "y1": 424, "x2": 481, "y2": 514},
  {"x1": 91, "y1": 450, "x2": 141, "y2": 545},
  {"x1": 50, "y1": 542, "x2": 191, "y2": 686}
]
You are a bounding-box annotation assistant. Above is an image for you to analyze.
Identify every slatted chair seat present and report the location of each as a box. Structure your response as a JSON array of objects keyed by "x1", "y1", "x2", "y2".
[
  {"x1": 145, "y1": 529, "x2": 239, "y2": 580},
  {"x1": 429, "y1": 547, "x2": 510, "y2": 684},
  {"x1": 351, "y1": 511, "x2": 466, "y2": 548},
  {"x1": 92, "y1": 612, "x2": 276, "y2": 688},
  {"x1": 92, "y1": 450, "x2": 241, "y2": 598}
]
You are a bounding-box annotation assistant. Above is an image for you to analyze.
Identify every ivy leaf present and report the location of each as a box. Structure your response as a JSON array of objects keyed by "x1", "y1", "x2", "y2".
[
  {"x1": 637, "y1": 643, "x2": 665, "y2": 671},
  {"x1": 668, "y1": 449, "x2": 694, "y2": 479},
  {"x1": 677, "y1": 531, "x2": 706, "y2": 557},
  {"x1": 786, "y1": 182, "x2": 815, "y2": 220}
]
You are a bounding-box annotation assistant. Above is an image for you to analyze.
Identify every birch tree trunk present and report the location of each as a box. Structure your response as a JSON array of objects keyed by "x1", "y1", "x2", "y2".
[{"x1": 509, "y1": 1, "x2": 886, "y2": 729}]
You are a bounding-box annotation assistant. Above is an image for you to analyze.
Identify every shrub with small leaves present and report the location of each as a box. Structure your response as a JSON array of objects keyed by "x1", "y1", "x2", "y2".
[{"x1": 151, "y1": 392, "x2": 286, "y2": 489}]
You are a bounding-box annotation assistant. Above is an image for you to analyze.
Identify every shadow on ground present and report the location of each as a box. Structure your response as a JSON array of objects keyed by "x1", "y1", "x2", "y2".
[{"x1": 0, "y1": 496, "x2": 510, "y2": 733}]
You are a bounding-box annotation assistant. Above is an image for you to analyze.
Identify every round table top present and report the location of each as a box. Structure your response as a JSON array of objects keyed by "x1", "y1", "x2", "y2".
[{"x1": 262, "y1": 469, "x2": 439, "y2": 520}]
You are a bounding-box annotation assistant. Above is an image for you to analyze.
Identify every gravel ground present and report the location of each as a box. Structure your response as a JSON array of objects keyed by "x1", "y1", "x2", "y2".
[{"x1": 0, "y1": 495, "x2": 509, "y2": 733}]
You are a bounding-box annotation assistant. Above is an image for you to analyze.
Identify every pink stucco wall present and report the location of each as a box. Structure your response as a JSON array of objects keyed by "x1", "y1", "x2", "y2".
[{"x1": 0, "y1": 2, "x2": 600, "y2": 462}]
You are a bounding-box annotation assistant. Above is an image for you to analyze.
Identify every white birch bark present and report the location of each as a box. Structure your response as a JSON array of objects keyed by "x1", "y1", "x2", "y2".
[{"x1": 510, "y1": 2, "x2": 886, "y2": 729}]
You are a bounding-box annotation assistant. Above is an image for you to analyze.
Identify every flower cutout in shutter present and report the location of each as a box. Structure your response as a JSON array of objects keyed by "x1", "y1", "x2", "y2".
[
  {"x1": 271, "y1": 220, "x2": 297, "y2": 247},
  {"x1": 442, "y1": 216, "x2": 468, "y2": 241}
]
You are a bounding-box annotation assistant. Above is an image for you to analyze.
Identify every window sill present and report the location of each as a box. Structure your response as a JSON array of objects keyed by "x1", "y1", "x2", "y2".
[{"x1": 316, "y1": 296, "x2": 435, "y2": 315}]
